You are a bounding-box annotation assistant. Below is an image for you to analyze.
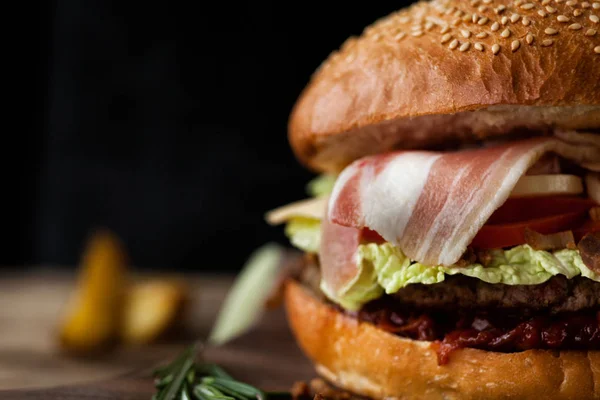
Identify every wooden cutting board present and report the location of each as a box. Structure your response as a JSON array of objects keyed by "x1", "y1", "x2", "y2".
[{"x1": 0, "y1": 269, "x2": 315, "y2": 399}]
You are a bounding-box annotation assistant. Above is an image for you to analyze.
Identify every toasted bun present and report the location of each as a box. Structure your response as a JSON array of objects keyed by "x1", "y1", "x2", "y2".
[
  {"x1": 288, "y1": 0, "x2": 600, "y2": 173},
  {"x1": 284, "y1": 279, "x2": 600, "y2": 400}
]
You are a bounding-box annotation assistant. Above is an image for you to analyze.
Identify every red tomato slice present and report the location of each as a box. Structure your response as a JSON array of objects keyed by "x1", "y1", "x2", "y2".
[
  {"x1": 486, "y1": 196, "x2": 598, "y2": 225},
  {"x1": 361, "y1": 228, "x2": 385, "y2": 244},
  {"x1": 470, "y1": 210, "x2": 589, "y2": 249}
]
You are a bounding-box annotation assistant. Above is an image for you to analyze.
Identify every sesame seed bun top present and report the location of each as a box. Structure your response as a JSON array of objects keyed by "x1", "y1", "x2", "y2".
[{"x1": 288, "y1": 0, "x2": 600, "y2": 173}]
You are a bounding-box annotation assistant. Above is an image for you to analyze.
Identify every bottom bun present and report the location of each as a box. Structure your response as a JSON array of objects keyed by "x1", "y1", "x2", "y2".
[{"x1": 284, "y1": 279, "x2": 600, "y2": 400}]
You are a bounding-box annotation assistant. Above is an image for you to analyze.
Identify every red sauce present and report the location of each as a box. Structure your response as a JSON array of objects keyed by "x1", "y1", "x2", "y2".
[
  {"x1": 438, "y1": 313, "x2": 600, "y2": 364},
  {"x1": 349, "y1": 301, "x2": 600, "y2": 365}
]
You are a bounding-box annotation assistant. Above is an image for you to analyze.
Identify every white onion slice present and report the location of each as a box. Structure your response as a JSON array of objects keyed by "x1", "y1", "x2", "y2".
[
  {"x1": 265, "y1": 196, "x2": 328, "y2": 225},
  {"x1": 585, "y1": 173, "x2": 600, "y2": 204},
  {"x1": 510, "y1": 174, "x2": 583, "y2": 197}
]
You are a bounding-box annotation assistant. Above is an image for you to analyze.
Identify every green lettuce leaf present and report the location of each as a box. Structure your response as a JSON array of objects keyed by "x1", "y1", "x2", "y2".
[
  {"x1": 284, "y1": 217, "x2": 321, "y2": 253},
  {"x1": 350, "y1": 243, "x2": 594, "y2": 310},
  {"x1": 319, "y1": 259, "x2": 384, "y2": 312},
  {"x1": 306, "y1": 174, "x2": 337, "y2": 198}
]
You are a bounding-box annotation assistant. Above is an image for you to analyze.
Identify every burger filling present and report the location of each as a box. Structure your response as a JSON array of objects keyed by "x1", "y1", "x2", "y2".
[
  {"x1": 280, "y1": 170, "x2": 600, "y2": 364},
  {"x1": 268, "y1": 138, "x2": 600, "y2": 364},
  {"x1": 287, "y1": 219, "x2": 599, "y2": 312}
]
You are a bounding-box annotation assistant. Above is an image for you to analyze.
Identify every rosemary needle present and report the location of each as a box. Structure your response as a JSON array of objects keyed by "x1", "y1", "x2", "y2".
[{"x1": 152, "y1": 344, "x2": 284, "y2": 400}]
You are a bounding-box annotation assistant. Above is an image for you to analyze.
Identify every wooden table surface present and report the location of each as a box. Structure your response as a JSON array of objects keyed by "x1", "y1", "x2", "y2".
[{"x1": 0, "y1": 267, "x2": 314, "y2": 398}]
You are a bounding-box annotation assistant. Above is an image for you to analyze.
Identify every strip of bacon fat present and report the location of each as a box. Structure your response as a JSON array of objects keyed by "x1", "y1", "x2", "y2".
[
  {"x1": 320, "y1": 203, "x2": 363, "y2": 298},
  {"x1": 327, "y1": 137, "x2": 600, "y2": 268}
]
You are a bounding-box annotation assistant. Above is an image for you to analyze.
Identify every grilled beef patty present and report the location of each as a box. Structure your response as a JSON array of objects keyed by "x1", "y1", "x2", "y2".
[
  {"x1": 298, "y1": 257, "x2": 600, "y2": 314},
  {"x1": 391, "y1": 275, "x2": 600, "y2": 314}
]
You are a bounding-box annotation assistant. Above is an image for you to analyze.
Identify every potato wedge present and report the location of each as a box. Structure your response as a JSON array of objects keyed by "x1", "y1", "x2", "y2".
[
  {"x1": 120, "y1": 279, "x2": 188, "y2": 344},
  {"x1": 58, "y1": 229, "x2": 128, "y2": 354}
]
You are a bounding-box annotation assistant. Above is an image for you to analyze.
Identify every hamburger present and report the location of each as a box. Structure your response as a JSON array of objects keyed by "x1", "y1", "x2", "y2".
[{"x1": 266, "y1": 0, "x2": 600, "y2": 398}]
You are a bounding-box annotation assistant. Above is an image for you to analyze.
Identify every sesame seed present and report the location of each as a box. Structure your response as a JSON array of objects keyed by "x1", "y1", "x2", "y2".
[
  {"x1": 566, "y1": 0, "x2": 577, "y2": 5},
  {"x1": 545, "y1": 27, "x2": 559, "y2": 34},
  {"x1": 594, "y1": 2, "x2": 600, "y2": 8},
  {"x1": 585, "y1": 28, "x2": 597, "y2": 35},
  {"x1": 511, "y1": 14, "x2": 521, "y2": 23},
  {"x1": 476, "y1": 31, "x2": 489, "y2": 38},
  {"x1": 542, "y1": 0, "x2": 552, "y2": 4},
  {"x1": 440, "y1": 25, "x2": 451, "y2": 34},
  {"x1": 411, "y1": 25, "x2": 423, "y2": 31},
  {"x1": 542, "y1": 38, "x2": 555, "y2": 45},
  {"x1": 452, "y1": 18, "x2": 462, "y2": 26},
  {"x1": 444, "y1": 7, "x2": 455, "y2": 15},
  {"x1": 411, "y1": 30, "x2": 424, "y2": 36},
  {"x1": 478, "y1": 5, "x2": 489, "y2": 13},
  {"x1": 515, "y1": 0, "x2": 524, "y2": 6},
  {"x1": 546, "y1": 6, "x2": 557, "y2": 12},
  {"x1": 574, "y1": 9, "x2": 583, "y2": 16},
  {"x1": 461, "y1": 29, "x2": 472, "y2": 38},
  {"x1": 459, "y1": 42, "x2": 471, "y2": 51},
  {"x1": 491, "y1": 21, "x2": 501, "y2": 31},
  {"x1": 557, "y1": 15, "x2": 570, "y2": 21},
  {"x1": 595, "y1": 45, "x2": 600, "y2": 53},
  {"x1": 521, "y1": 3, "x2": 535, "y2": 9},
  {"x1": 501, "y1": 16, "x2": 509, "y2": 24},
  {"x1": 492, "y1": 43, "x2": 501, "y2": 54},
  {"x1": 496, "y1": 5, "x2": 507, "y2": 13},
  {"x1": 526, "y1": 33, "x2": 535, "y2": 43},
  {"x1": 395, "y1": 32, "x2": 407, "y2": 40},
  {"x1": 522, "y1": 16, "x2": 531, "y2": 25},
  {"x1": 425, "y1": 21, "x2": 435, "y2": 30},
  {"x1": 449, "y1": 39, "x2": 459, "y2": 49},
  {"x1": 511, "y1": 40, "x2": 521, "y2": 51},
  {"x1": 501, "y1": 28, "x2": 512, "y2": 37},
  {"x1": 569, "y1": 23, "x2": 583, "y2": 29},
  {"x1": 539, "y1": 10, "x2": 548, "y2": 17},
  {"x1": 471, "y1": 0, "x2": 480, "y2": 6},
  {"x1": 463, "y1": 14, "x2": 472, "y2": 22},
  {"x1": 556, "y1": 0, "x2": 564, "y2": 3},
  {"x1": 399, "y1": 16, "x2": 411, "y2": 24},
  {"x1": 483, "y1": 0, "x2": 492, "y2": 4},
  {"x1": 472, "y1": 14, "x2": 480, "y2": 23},
  {"x1": 441, "y1": 33, "x2": 453, "y2": 43},
  {"x1": 454, "y1": 9, "x2": 464, "y2": 17},
  {"x1": 475, "y1": 42, "x2": 485, "y2": 51},
  {"x1": 591, "y1": 14, "x2": 600, "y2": 22},
  {"x1": 478, "y1": 17, "x2": 490, "y2": 24},
  {"x1": 582, "y1": 1, "x2": 591, "y2": 7}
]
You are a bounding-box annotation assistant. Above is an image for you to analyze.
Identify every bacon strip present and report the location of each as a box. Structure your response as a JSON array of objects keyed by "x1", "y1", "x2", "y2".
[
  {"x1": 319, "y1": 206, "x2": 363, "y2": 297},
  {"x1": 578, "y1": 232, "x2": 600, "y2": 274},
  {"x1": 327, "y1": 137, "x2": 600, "y2": 271}
]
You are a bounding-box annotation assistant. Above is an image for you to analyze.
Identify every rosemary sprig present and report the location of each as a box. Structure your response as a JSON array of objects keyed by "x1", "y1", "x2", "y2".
[
  {"x1": 152, "y1": 345, "x2": 290, "y2": 400},
  {"x1": 153, "y1": 344, "x2": 198, "y2": 400}
]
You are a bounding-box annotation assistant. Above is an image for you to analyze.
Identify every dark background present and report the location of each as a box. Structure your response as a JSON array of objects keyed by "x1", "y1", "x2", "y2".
[{"x1": 17, "y1": 1, "x2": 413, "y2": 272}]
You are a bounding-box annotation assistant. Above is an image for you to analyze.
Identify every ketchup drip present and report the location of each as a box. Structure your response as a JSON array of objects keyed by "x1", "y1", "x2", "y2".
[
  {"x1": 349, "y1": 298, "x2": 600, "y2": 365},
  {"x1": 438, "y1": 313, "x2": 600, "y2": 364}
]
